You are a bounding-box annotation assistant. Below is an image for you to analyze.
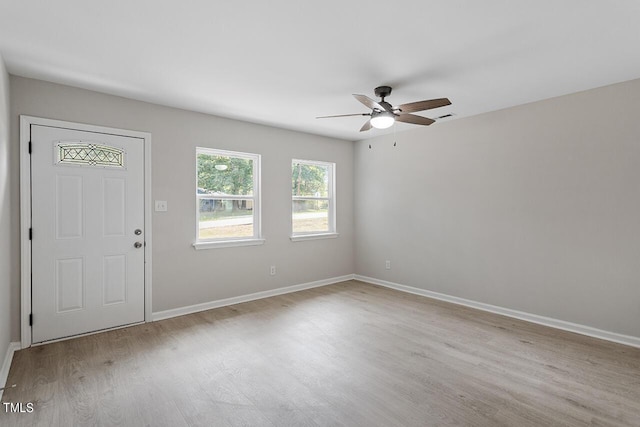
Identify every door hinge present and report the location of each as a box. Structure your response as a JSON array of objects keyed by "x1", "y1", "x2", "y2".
[
  {"x1": 29, "y1": 228, "x2": 32, "y2": 240},
  {"x1": 29, "y1": 314, "x2": 33, "y2": 326},
  {"x1": 28, "y1": 141, "x2": 32, "y2": 154}
]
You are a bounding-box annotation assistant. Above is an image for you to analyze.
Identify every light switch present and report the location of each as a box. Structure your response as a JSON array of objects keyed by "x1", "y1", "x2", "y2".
[{"x1": 155, "y1": 200, "x2": 168, "y2": 212}]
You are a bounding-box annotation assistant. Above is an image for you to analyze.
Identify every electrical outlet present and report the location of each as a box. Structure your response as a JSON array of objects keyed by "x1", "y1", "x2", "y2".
[
  {"x1": 385, "y1": 260, "x2": 391, "y2": 270},
  {"x1": 270, "y1": 266, "x2": 276, "y2": 276},
  {"x1": 155, "y1": 200, "x2": 168, "y2": 212}
]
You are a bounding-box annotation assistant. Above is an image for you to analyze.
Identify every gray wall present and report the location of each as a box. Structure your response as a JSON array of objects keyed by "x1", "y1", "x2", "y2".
[
  {"x1": 355, "y1": 78, "x2": 640, "y2": 338},
  {"x1": 8, "y1": 76, "x2": 354, "y2": 339},
  {"x1": 0, "y1": 56, "x2": 12, "y2": 354},
  {"x1": 7, "y1": 74, "x2": 640, "y2": 343}
]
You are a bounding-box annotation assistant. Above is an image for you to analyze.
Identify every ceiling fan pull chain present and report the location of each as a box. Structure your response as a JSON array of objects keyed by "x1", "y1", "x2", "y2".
[{"x1": 393, "y1": 121, "x2": 397, "y2": 147}]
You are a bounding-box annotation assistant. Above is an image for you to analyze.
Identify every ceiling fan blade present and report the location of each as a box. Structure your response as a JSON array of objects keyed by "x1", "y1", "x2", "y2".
[
  {"x1": 360, "y1": 120, "x2": 372, "y2": 132},
  {"x1": 316, "y1": 113, "x2": 370, "y2": 119},
  {"x1": 397, "y1": 98, "x2": 451, "y2": 113},
  {"x1": 353, "y1": 94, "x2": 383, "y2": 111},
  {"x1": 395, "y1": 114, "x2": 435, "y2": 126}
]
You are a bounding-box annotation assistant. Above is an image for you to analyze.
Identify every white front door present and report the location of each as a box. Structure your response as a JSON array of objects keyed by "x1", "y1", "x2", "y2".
[{"x1": 31, "y1": 124, "x2": 145, "y2": 343}]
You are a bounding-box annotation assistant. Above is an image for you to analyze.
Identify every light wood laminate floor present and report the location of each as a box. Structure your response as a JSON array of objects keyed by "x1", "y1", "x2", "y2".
[{"x1": 2, "y1": 280, "x2": 639, "y2": 426}]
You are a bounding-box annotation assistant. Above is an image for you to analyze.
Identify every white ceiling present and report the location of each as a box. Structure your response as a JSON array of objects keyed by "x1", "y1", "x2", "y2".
[{"x1": 1, "y1": 1, "x2": 640, "y2": 141}]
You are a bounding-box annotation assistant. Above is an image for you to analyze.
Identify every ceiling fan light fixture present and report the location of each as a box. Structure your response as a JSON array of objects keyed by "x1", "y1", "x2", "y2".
[{"x1": 370, "y1": 111, "x2": 395, "y2": 129}]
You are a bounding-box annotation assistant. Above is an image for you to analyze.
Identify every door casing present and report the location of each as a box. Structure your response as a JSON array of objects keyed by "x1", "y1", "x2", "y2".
[{"x1": 20, "y1": 115, "x2": 153, "y2": 348}]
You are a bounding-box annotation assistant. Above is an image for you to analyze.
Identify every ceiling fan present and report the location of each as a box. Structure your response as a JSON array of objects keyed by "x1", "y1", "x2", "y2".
[{"x1": 317, "y1": 86, "x2": 451, "y2": 132}]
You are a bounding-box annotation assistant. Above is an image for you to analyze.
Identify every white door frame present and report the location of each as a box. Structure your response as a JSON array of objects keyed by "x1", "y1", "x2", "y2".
[{"x1": 20, "y1": 115, "x2": 153, "y2": 348}]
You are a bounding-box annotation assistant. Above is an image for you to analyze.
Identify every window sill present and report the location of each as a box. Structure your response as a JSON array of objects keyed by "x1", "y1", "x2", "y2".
[
  {"x1": 193, "y1": 238, "x2": 266, "y2": 250},
  {"x1": 290, "y1": 233, "x2": 339, "y2": 242}
]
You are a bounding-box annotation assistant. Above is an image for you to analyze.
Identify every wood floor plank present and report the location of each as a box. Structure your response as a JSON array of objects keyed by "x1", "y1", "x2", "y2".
[{"x1": 1, "y1": 280, "x2": 639, "y2": 426}]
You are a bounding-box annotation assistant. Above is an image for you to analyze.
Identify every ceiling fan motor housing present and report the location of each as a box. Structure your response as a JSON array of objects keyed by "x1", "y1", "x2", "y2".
[{"x1": 374, "y1": 85, "x2": 392, "y2": 100}]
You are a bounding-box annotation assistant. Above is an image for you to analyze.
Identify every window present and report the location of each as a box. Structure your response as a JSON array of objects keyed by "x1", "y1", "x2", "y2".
[
  {"x1": 194, "y1": 148, "x2": 263, "y2": 249},
  {"x1": 56, "y1": 142, "x2": 125, "y2": 168},
  {"x1": 291, "y1": 159, "x2": 337, "y2": 240}
]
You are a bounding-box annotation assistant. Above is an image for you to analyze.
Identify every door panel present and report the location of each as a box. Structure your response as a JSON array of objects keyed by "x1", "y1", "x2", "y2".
[
  {"x1": 103, "y1": 177, "x2": 126, "y2": 236},
  {"x1": 55, "y1": 175, "x2": 84, "y2": 239},
  {"x1": 31, "y1": 124, "x2": 145, "y2": 343},
  {"x1": 55, "y1": 258, "x2": 84, "y2": 312},
  {"x1": 103, "y1": 255, "x2": 127, "y2": 305}
]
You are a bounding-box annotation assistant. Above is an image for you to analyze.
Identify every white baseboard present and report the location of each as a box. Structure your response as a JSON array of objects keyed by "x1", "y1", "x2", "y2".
[
  {"x1": 0, "y1": 342, "x2": 20, "y2": 401},
  {"x1": 354, "y1": 275, "x2": 640, "y2": 349},
  {"x1": 152, "y1": 274, "x2": 355, "y2": 321}
]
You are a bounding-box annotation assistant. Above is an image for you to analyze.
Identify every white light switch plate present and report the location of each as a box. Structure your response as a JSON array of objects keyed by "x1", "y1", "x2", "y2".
[{"x1": 155, "y1": 200, "x2": 168, "y2": 212}]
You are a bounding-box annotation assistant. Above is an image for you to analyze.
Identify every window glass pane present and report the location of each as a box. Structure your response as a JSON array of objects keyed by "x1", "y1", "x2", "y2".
[
  {"x1": 292, "y1": 162, "x2": 329, "y2": 197},
  {"x1": 199, "y1": 199, "x2": 254, "y2": 239},
  {"x1": 56, "y1": 142, "x2": 125, "y2": 168},
  {"x1": 197, "y1": 154, "x2": 253, "y2": 196},
  {"x1": 292, "y1": 200, "x2": 329, "y2": 233}
]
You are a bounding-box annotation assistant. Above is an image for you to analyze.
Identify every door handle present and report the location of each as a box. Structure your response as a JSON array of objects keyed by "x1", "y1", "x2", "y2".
[{"x1": 134, "y1": 242, "x2": 143, "y2": 249}]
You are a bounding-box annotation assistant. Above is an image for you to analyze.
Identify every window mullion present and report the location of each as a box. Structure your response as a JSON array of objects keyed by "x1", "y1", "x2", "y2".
[
  {"x1": 197, "y1": 194, "x2": 255, "y2": 201},
  {"x1": 292, "y1": 196, "x2": 330, "y2": 201}
]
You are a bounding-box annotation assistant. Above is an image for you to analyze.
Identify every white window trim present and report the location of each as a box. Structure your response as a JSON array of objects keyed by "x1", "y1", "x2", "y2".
[
  {"x1": 193, "y1": 238, "x2": 265, "y2": 250},
  {"x1": 194, "y1": 147, "x2": 262, "y2": 249},
  {"x1": 290, "y1": 233, "x2": 339, "y2": 242},
  {"x1": 291, "y1": 159, "x2": 336, "y2": 240}
]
